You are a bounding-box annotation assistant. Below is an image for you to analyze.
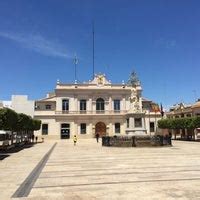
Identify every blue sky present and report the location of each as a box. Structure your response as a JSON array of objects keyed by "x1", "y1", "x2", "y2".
[{"x1": 0, "y1": 0, "x2": 200, "y2": 108}]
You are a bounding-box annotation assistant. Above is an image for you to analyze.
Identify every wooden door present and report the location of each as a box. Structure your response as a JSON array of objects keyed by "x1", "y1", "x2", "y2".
[{"x1": 95, "y1": 122, "x2": 106, "y2": 137}]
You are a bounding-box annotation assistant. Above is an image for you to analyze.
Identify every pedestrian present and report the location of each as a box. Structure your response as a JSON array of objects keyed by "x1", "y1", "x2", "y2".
[
  {"x1": 32, "y1": 134, "x2": 35, "y2": 143},
  {"x1": 95, "y1": 133, "x2": 100, "y2": 143},
  {"x1": 36, "y1": 136, "x2": 38, "y2": 143},
  {"x1": 73, "y1": 135, "x2": 77, "y2": 146}
]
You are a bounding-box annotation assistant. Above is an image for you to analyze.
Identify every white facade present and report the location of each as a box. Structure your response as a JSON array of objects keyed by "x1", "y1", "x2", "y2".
[{"x1": 34, "y1": 74, "x2": 161, "y2": 139}]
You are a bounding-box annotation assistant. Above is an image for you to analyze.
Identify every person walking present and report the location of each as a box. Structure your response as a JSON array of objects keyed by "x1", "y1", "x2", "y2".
[
  {"x1": 32, "y1": 134, "x2": 35, "y2": 143},
  {"x1": 73, "y1": 135, "x2": 77, "y2": 146},
  {"x1": 95, "y1": 133, "x2": 100, "y2": 143},
  {"x1": 35, "y1": 136, "x2": 38, "y2": 143}
]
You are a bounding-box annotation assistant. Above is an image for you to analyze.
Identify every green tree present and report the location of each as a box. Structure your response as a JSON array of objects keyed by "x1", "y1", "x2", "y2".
[
  {"x1": 0, "y1": 109, "x2": 3, "y2": 130},
  {"x1": 158, "y1": 119, "x2": 172, "y2": 129},
  {"x1": 0, "y1": 108, "x2": 18, "y2": 144},
  {"x1": 17, "y1": 113, "x2": 31, "y2": 142},
  {"x1": 32, "y1": 119, "x2": 41, "y2": 131},
  {"x1": 158, "y1": 117, "x2": 200, "y2": 140},
  {"x1": 193, "y1": 117, "x2": 200, "y2": 128}
]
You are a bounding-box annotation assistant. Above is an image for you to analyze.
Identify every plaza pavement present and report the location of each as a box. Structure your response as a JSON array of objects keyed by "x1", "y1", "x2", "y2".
[{"x1": 0, "y1": 139, "x2": 200, "y2": 200}]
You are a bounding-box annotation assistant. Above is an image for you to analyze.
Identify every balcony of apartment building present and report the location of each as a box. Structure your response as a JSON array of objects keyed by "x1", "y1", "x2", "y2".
[{"x1": 34, "y1": 101, "x2": 56, "y2": 116}]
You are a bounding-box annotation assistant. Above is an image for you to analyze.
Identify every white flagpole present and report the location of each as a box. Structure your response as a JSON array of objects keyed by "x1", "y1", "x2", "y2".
[{"x1": 73, "y1": 54, "x2": 78, "y2": 82}]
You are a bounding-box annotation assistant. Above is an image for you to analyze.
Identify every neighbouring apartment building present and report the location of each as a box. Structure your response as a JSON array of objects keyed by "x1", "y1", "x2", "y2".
[
  {"x1": 165, "y1": 100, "x2": 200, "y2": 139},
  {"x1": 34, "y1": 73, "x2": 162, "y2": 139},
  {"x1": 166, "y1": 100, "x2": 200, "y2": 118},
  {"x1": 0, "y1": 95, "x2": 34, "y2": 117}
]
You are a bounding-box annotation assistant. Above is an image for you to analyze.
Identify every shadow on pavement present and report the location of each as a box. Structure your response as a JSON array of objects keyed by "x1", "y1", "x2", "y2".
[
  {"x1": 0, "y1": 154, "x2": 10, "y2": 160},
  {"x1": 0, "y1": 143, "x2": 41, "y2": 160}
]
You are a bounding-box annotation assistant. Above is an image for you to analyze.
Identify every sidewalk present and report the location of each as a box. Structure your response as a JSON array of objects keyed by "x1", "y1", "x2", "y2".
[{"x1": 0, "y1": 139, "x2": 200, "y2": 199}]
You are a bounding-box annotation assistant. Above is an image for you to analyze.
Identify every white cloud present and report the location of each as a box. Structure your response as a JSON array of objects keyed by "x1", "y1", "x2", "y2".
[{"x1": 0, "y1": 31, "x2": 72, "y2": 58}]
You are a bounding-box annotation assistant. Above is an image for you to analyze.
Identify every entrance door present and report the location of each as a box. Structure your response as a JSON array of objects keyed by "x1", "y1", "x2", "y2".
[
  {"x1": 95, "y1": 122, "x2": 106, "y2": 137},
  {"x1": 61, "y1": 123, "x2": 70, "y2": 139}
]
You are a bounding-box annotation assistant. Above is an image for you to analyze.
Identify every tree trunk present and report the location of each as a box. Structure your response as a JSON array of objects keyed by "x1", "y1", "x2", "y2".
[
  {"x1": 193, "y1": 129, "x2": 195, "y2": 140},
  {"x1": 11, "y1": 131, "x2": 13, "y2": 145}
]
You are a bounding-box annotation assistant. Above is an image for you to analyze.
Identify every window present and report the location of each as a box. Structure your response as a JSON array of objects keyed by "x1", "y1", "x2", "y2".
[
  {"x1": 80, "y1": 100, "x2": 86, "y2": 111},
  {"x1": 96, "y1": 98, "x2": 105, "y2": 111},
  {"x1": 115, "y1": 123, "x2": 120, "y2": 133},
  {"x1": 126, "y1": 118, "x2": 129, "y2": 128},
  {"x1": 134, "y1": 118, "x2": 142, "y2": 127},
  {"x1": 150, "y1": 122, "x2": 155, "y2": 132},
  {"x1": 62, "y1": 99, "x2": 69, "y2": 111},
  {"x1": 42, "y1": 124, "x2": 48, "y2": 135},
  {"x1": 80, "y1": 123, "x2": 87, "y2": 134},
  {"x1": 45, "y1": 104, "x2": 51, "y2": 110},
  {"x1": 61, "y1": 123, "x2": 70, "y2": 128},
  {"x1": 114, "y1": 99, "x2": 120, "y2": 111},
  {"x1": 35, "y1": 102, "x2": 40, "y2": 110}
]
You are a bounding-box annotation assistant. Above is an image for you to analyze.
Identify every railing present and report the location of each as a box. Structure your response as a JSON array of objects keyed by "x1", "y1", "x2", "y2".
[{"x1": 55, "y1": 110, "x2": 128, "y2": 115}]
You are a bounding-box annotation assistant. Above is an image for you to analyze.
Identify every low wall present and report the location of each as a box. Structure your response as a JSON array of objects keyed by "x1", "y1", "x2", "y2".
[{"x1": 102, "y1": 135, "x2": 172, "y2": 147}]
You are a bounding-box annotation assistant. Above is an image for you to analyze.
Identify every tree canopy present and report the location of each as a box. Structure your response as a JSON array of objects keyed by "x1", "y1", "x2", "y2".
[
  {"x1": 0, "y1": 108, "x2": 18, "y2": 131},
  {"x1": 158, "y1": 117, "x2": 200, "y2": 130},
  {"x1": 0, "y1": 108, "x2": 41, "y2": 132}
]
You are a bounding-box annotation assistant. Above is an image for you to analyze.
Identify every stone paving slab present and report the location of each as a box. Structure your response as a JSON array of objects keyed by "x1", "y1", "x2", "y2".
[
  {"x1": 1, "y1": 139, "x2": 200, "y2": 199},
  {"x1": 0, "y1": 141, "x2": 55, "y2": 200}
]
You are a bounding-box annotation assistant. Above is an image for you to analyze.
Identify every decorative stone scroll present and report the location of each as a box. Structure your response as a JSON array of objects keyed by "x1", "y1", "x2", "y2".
[{"x1": 129, "y1": 87, "x2": 141, "y2": 112}]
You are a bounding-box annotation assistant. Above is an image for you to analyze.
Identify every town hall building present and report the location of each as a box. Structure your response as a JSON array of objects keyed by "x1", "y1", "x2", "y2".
[{"x1": 34, "y1": 72, "x2": 161, "y2": 139}]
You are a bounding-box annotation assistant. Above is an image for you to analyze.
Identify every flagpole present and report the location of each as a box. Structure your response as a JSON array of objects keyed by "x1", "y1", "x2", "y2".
[
  {"x1": 74, "y1": 54, "x2": 78, "y2": 82},
  {"x1": 160, "y1": 103, "x2": 164, "y2": 119},
  {"x1": 155, "y1": 110, "x2": 157, "y2": 134},
  {"x1": 92, "y1": 21, "x2": 95, "y2": 79},
  {"x1": 75, "y1": 57, "x2": 77, "y2": 81},
  {"x1": 149, "y1": 110, "x2": 151, "y2": 136}
]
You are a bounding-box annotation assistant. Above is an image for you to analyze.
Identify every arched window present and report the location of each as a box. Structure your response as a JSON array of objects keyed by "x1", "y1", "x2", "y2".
[{"x1": 96, "y1": 98, "x2": 105, "y2": 111}]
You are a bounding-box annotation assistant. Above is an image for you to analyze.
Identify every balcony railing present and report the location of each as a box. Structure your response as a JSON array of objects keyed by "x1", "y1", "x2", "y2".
[{"x1": 55, "y1": 110, "x2": 127, "y2": 115}]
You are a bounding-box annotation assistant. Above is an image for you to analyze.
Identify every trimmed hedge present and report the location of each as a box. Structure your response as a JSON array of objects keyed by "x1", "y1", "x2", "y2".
[{"x1": 158, "y1": 117, "x2": 200, "y2": 130}]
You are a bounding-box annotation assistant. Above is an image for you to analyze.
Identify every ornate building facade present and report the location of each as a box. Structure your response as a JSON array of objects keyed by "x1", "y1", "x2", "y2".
[{"x1": 34, "y1": 73, "x2": 161, "y2": 139}]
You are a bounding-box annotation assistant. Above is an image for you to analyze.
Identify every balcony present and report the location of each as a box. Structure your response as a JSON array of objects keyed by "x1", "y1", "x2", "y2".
[
  {"x1": 55, "y1": 110, "x2": 127, "y2": 115},
  {"x1": 34, "y1": 109, "x2": 128, "y2": 117}
]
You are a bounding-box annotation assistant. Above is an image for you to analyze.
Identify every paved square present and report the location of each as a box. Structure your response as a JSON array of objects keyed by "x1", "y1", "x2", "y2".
[{"x1": 1, "y1": 140, "x2": 200, "y2": 199}]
